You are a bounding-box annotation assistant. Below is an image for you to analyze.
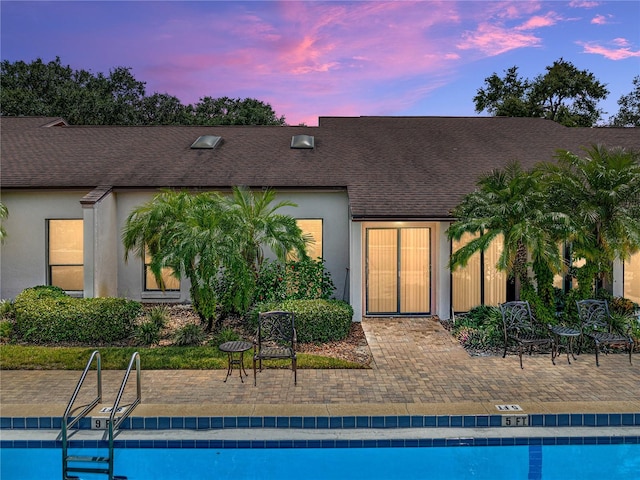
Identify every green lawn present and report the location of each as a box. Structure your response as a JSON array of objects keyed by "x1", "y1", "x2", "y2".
[{"x1": 0, "y1": 345, "x2": 366, "y2": 370}]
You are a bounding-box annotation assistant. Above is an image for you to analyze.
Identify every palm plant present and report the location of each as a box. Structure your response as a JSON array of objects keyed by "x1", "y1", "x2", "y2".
[
  {"x1": 0, "y1": 202, "x2": 8, "y2": 243},
  {"x1": 223, "y1": 186, "x2": 310, "y2": 277},
  {"x1": 122, "y1": 187, "x2": 309, "y2": 331},
  {"x1": 122, "y1": 190, "x2": 235, "y2": 330},
  {"x1": 540, "y1": 145, "x2": 640, "y2": 294},
  {"x1": 448, "y1": 162, "x2": 569, "y2": 301}
]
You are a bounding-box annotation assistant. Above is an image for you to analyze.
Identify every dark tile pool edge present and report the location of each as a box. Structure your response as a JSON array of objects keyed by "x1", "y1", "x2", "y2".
[
  {"x1": 2, "y1": 413, "x2": 640, "y2": 431},
  {"x1": 2, "y1": 436, "x2": 639, "y2": 449}
]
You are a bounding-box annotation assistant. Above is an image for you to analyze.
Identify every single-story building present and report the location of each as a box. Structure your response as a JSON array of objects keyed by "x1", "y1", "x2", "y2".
[{"x1": 1, "y1": 115, "x2": 639, "y2": 319}]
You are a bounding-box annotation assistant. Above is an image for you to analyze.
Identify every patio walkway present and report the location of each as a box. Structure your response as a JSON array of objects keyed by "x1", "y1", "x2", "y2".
[{"x1": 1, "y1": 317, "x2": 639, "y2": 418}]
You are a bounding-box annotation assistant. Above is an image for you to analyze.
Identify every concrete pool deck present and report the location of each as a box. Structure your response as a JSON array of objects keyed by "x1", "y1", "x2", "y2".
[{"x1": 1, "y1": 317, "x2": 639, "y2": 420}]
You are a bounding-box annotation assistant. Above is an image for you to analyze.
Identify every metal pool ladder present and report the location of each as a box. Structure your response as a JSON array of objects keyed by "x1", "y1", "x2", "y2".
[{"x1": 61, "y1": 351, "x2": 141, "y2": 480}]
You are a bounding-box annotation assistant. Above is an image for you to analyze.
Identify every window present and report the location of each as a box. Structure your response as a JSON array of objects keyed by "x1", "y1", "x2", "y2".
[
  {"x1": 451, "y1": 233, "x2": 506, "y2": 312},
  {"x1": 48, "y1": 219, "x2": 83, "y2": 291},
  {"x1": 451, "y1": 233, "x2": 481, "y2": 312},
  {"x1": 624, "y1": 252, "x2": 640, "y2": 304},
  {"x1": 295, "y1": 219, "x2": 323, "y2": 260},
  {"x1": 553, "y1": 243, "x2": 586, "y2": 292},
  {"x1": 144, "y1": 249, "x2": 180, "y2": 291}
]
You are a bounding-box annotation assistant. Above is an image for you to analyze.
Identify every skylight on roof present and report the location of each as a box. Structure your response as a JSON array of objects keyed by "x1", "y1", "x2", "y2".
[
  {"x1": 191, "y1": 135, "x2": 222, "y2": 149},
  {"x1": 291, "y1": 135, "x2": 314, "y2": 149}
]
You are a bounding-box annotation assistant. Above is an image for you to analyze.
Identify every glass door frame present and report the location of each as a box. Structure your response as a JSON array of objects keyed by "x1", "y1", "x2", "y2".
[{"x1": 364, "y1": 224, "x2": 432, "y2": 316}]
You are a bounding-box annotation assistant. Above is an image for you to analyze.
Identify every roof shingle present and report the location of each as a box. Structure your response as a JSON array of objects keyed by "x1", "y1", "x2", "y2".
[{"x1": 2, "y1": 116, "x2": 638, "y2": 218}]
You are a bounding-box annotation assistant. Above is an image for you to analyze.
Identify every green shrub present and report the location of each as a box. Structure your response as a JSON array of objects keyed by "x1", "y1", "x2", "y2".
[
  {"x1": 0, "y1": 299, "x2": 15, "y2": 319},
  {"x1": 147, "y1": 305, "x2": 170, "y2": 329},
  {"x1": 211, "y1": 327, "x2": 241, "y2": 346},
  {"x1": 255, "y1": 258, "x2": 336, "y2": 304},
  {"x1": 455, "y1": 326, "x2": 487, "y2": 350},
  {"x1": 173, "y1": 323, "x2": 206, "y2": 346},
  {"x1": 13, "y1": 286, "x2": 142, "y2": 344},
  {"x1": 609, "y1": 297, "x2": 638, "y2": 316},
  {"x1": 0, "y1": 319, "x2": 13, "y2": 340},
  {"x1": 250, "y1": 299, "x2": 353, "y2": 343},
  {"x1": 452, "y1": 305, "x2": 503, "y2": 350},
  {"x1": 134, "y1": 320, "x2": 161, "y2": 346}
]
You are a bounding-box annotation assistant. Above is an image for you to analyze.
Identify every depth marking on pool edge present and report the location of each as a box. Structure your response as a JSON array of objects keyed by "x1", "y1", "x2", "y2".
[
  {"x1": 496, "y1": 405, "x2": 528, "y2": 427},
  {"x1": 495, "y1": 404, "x2": 523, "y2": 411}
]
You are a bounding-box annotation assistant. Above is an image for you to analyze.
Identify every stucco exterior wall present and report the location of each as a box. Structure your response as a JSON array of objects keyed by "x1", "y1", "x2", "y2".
[
  {"x1": 84, "y1": 191, "x2": 119, "y2": 298},
  {"x1": 0, "y1": 190, "x2": 89, "y2": 299},
  {"x1": 114, "y1": 189, "x2": 351, "y2": 305}
]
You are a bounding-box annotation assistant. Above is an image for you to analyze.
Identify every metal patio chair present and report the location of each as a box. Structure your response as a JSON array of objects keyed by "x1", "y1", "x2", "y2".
[
  {"x1": 253, "y1": 311, "x2": 297, "y2": 386},
  {"x1": 500, "y1": 301, "x2": 554, "y2": 369},
  {"x1": 576, "y1": 299, "x2": 634, "y2": 367}
]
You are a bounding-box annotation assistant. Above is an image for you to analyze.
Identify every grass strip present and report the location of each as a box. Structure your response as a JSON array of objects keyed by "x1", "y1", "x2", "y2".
[{"x1": 0, "y1": 345, "x2": 366, "y2": 370}]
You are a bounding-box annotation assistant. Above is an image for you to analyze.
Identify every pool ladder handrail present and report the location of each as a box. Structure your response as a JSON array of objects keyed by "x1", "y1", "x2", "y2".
[
  {"x1": 62, "y1": 351, "x2": 141, "y2": 480},
  {"x1": 62, "y1": 350, "x2": 102, "y2": 438}
]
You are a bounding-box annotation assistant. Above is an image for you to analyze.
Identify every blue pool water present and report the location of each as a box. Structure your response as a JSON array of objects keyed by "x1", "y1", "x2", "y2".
[{"x1": 2, "y1": 444, "x2": 639, "y2": 480}]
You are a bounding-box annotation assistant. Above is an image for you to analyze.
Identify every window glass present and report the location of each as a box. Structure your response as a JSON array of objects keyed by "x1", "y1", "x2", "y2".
[
  {"x1": 144, "y1": 249, "x2": 180, "y2": 291},
  {"x1": 483, "y1": 234, "x2": 506, "y2": 306},
  {"x1": 48, "y1": 219, "x2": 83, "y2": 291},
  {"x1": 452, "y1": 232, "x2": 481, "y2": 312},
  {"x1": 294, "y1": 219, "x2": 323, "y2": 260},
  {"x1": 624, "y1": 252, "x2": 640, "y2": 304},
  {"x1": 451, "y1": 232, "x2": 505, "y2": 311}
]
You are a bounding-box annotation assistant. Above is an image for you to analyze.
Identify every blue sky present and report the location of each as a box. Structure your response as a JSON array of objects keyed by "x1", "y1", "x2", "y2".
[{"x1": 1, "y1": 1, "x2": 639, "y2": 126}]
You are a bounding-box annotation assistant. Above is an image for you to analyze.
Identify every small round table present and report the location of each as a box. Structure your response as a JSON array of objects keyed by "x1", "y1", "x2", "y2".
[
  {"x1": 219, "y1": 341, "x2": 253, "y2": 383},
  {"x1": 549, "y1": 325, "x2": 581, "y2": 365}
]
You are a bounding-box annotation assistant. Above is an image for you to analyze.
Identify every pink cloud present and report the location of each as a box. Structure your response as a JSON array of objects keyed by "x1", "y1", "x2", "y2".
[
  {"x1": 569, "y1": 0, "x2": 600, "y2": 8},
  {"x1": 612, "y1": 38, "x2": 631, "y2": 47},
  {"x1": 578, "y1": 41, "x2": 640, "y2": 60},
  {"x1": 515, "y1": 12, "x2": 562, "y2": 30},
  {"x1": 591, "y1": 14, "x2": 612, "y2": 25},
  {"x1": 457, "y1": 23, "x2": 542, "y2": 56}
]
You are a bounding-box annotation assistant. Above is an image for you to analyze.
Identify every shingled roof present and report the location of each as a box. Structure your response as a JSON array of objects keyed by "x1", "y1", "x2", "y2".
[{"x1": 2, "y1": 116, "x2": 638, "y2": 219}]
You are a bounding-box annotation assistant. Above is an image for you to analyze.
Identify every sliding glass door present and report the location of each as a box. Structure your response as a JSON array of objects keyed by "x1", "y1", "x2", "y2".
[{"x1": 366, "y1": 227, "x2": 430, "y2": 315}]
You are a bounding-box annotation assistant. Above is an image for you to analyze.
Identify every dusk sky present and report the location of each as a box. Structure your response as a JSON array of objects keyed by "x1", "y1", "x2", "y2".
[{"x1": 1, "y1": 1, "x2": 639, "y2": 126}]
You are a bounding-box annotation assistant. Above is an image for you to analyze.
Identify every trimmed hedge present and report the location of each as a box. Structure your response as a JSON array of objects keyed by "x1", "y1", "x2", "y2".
[
  {"x1": 13, "y1": 286, "x2": 142, "y2": 344},
  {"x1": 250, "y1": 299, "x2": 354, "y2": 343}
]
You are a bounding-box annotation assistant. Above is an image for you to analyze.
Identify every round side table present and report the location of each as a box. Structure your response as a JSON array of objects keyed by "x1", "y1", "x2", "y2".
[{"x1": 219, "y1": 341, "x2": 253, "y2": 383}]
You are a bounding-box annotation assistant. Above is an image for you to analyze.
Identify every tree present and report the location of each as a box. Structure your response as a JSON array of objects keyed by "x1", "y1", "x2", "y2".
[
  {"x1": 192, "y1": 96, "x2": 286, "y2": 126},
  {"x1": 123, "y1": 190, "x2": 229, "y2": 330},
  {"x1": 610, "y1": 75, "x2": 640, "y2": 127},
  {"x1": 122, "y1": 187, "x2": 308, "y2": 330},
  {"x1": 224, "y1": 186, "x2": 309, "y2": 275},
  {"x1": 139, "y1": 93, "x2": 192, "y2": 125},
  {"x1": 1, "y1": 58, "x2": 287, "y2": 126},
  {"x1": 448, "y1": 162, "x2": 569, "y2": 302},
  {"x1": 539, "y1": 145, "x2": 640, "y2": 294},
  {"x1": 0, "y1": 57, "x2": 147, "y2": 125},
  {"x1": 474, "y1": 59, "x2": 609, "y2": 127},
  {"x1": 473, "y1": 66, "x2": 531, "y2": 118}
]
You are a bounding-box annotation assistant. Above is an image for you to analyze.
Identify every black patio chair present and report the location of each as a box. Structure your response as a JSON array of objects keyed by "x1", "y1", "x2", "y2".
[
  {"x1": 576, "y1": 299, "x2": 634, "y2": 367},
  {"x1": 253, "y1": 311, "x2": 297, "y2": 386},
  {"x1": 500, "y1": 301, "x2": 553, "y2": 369}
]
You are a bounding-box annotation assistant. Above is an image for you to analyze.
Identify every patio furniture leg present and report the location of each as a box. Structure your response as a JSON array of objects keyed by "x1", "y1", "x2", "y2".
[
  {"x1": 293, "y1": 358, "x2": 297, "y2": 385},
  {"x1": 518, "y1": 346, "x2": 524, "y2": 369},
  {"x1": 253, "y1": 358, "x2": 257, "y2": 386}
]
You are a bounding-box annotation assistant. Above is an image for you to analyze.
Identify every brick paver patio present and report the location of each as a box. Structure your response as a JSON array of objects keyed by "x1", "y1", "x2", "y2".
[{"x1": 1, "y1": 318, "x2": 639, "y2": 418}]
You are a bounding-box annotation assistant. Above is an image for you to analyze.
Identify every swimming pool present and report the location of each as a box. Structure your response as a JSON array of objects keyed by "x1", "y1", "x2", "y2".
[{"x1": 2, "y1": 441, "x2": 639, "y2": 480}]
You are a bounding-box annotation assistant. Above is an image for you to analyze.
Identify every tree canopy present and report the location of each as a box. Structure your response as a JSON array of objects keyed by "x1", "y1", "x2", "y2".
[
  {"x1": 474, "y1": 58, "x2": 610, "y2": 127},
  {"x1": 609, "y1": 75, "x2": 640, "y2": 127},
  {"x1": 0, "y1": 57, "x2": 286, "y2": 126}
]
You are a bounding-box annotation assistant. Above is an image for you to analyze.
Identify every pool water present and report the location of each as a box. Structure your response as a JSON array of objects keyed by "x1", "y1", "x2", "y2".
[{"x1": 2, "y1": 444, "x2": 639, "y2": 480}]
